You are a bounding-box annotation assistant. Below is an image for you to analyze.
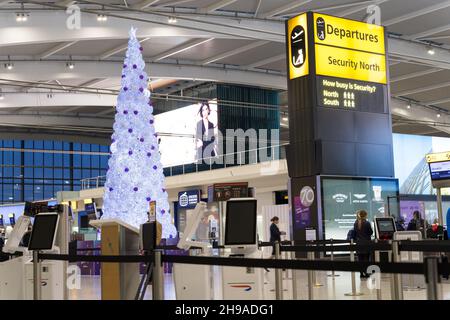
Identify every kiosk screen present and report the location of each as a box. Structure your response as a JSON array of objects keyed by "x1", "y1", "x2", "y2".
[
  {"x1": 378, "y1": 219, "x2": 395, "y2": 232},
  {"x1": 225, "y1": 200, "x2": 257, "y2": 246},
  {"x1": 28, "y1": 214, "x2": 59, "y2": 251}
]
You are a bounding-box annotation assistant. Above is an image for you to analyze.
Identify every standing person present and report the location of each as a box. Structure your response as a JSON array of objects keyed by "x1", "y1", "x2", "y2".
[
  {"x1": 195, "y1": 102, "x2": 217, "y2": 163},
  {"x1": 353, "y1": 210, "x2": 373, "y2": 278},
  {"x1": 407, "y1": 210, "x2": 426, "y2": 234},
  {"x1": 269, "y1": 216, "x2": 286, "y2": 256}
]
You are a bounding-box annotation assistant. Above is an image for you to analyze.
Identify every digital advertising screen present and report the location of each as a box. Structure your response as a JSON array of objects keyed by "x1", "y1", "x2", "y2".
[
  {"x1": 429, "y1": 161, "x2": 450, "y2": 181},
  {"x1": 154, "y1": 100, "x2": 218, "y2": 167},
  {"x1": 393, "y1": 133, "x2": 450, "y2": 195},
  {"x1": 321, "y1": 177, "x2": 399, "y2": 240}
]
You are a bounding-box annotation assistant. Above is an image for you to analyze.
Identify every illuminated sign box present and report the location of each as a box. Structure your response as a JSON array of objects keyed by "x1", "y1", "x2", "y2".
[
  {"x1": 313, "y1": 13, "x2": 385, "y2": 55},
  {"x1": 287, "y1": 13, "x2": 309, "y2": 80}
]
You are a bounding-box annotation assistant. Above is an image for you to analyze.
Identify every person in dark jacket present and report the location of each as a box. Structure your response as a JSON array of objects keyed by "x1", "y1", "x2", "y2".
[
  {"x1": 354, "y1": 210, "x2": 373, "y2": 278},
  {"x1": 269, "y1": 216, "x2": 285, "y2": 256},
  {"x1": 407, "y1": 211, "x2": 426, "y2": 234}
]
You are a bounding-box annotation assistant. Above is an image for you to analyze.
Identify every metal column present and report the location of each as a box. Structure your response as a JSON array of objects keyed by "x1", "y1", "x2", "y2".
[
  {"x1": 33, "y1": 250, "x2": 41, "y2": 300},
  {"x1": 274, "y1": 242, "x2": 283, "y2": 300},
  {"x1": 152, "y1": 250, "x2": 164, "y2": 300}
]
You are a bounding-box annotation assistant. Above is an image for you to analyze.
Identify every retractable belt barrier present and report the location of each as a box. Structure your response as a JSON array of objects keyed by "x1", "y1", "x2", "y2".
[{"x1": 37, "y1": 252, "x2": 450, "y2": 276}]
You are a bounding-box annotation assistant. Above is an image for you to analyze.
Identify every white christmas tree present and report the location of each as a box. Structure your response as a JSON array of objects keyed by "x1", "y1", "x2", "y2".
[{"x1": 102, "y1": 27, "x2": 177, "y2": 239}]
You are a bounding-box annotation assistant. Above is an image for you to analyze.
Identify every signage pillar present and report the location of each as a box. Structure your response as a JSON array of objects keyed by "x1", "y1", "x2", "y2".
[{"x1": 286, "y1": 12, "x2": 394, "y2": 244}]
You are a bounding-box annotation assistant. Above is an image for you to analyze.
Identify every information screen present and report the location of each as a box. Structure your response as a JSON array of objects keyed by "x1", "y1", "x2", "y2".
[
  {"x1": 316, "y1": 76, "x2": 387, "y2": 112},
  {"x1": 377, "y1": 219, "x2": 395, "y2": 232},
  {"x1": 321, "y1": 177, "x2": 399, "y2": 240},
  {"x1": 429, "y1": 161, "x2": 450, "y2": 180},
  {"x1": 224, "y1": 200, "x2": 257, "y2": 246},
  {"x1": 28, "y1": 214, "x2": 59, "y2": 251}
]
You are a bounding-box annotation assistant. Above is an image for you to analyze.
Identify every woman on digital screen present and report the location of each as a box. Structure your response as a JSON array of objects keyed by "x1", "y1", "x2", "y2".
[{"x1": 195, "y1": 102, "x2": 217, "y2": 162}]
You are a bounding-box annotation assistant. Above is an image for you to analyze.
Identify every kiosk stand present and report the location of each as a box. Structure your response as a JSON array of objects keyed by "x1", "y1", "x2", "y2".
[
  {"x1": 90, "y1": 219, "x2": 140, "y2": 300},
  {"x1": 221, "y1": 198, "x2": 263, "y2": 300},
  {"x1": 27, "y1": 213, "x2": 60, "y2": 300},
  {"x1": 174, "y1": 202, "x2": 213, "y2": 300}
]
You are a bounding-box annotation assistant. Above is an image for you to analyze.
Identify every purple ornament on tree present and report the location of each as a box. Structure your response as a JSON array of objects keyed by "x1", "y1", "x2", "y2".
[
  {"x1": 133, "y1": 64, "x2": 137, "y2": 69},
  {"x1": 161, "y1": 209, "x2": 165, "y2": 214},
  {"x1": 147, "y1": 152, "x2": 152, "y2": 157},
  {"x1": 153, "y1": 165, "x2": 157, "y2": 170},
  {"x1": 139, "y1": 75, "x2": 144, "y2": 80},
  {"x1": 140, "y1": 138, "x2": 145, "y2": 142},
  {"x1": 151, "y1": 145, "x2": 155, "y2": 150},
  {"x1": 133, "y1": 187, "x2": 138, "y2": 192},
  {"x1": 149, "y1": 119, "x2": 154, "y2": 124},
  {"x1": 139, "y1": 47, "x2": 143, "y2": 51},
  {"x1": 124, "y1": 87, "x2": 128, "y2": 91},
  {"x1": 128, "y1": 128, "x2": 133, "y2": 133},
  {"x1": 134, "y1": 110, "x2": 138, "y2": 115},
  {"x1": 146, "y1": 197, "x2": 151, "y2": 201},
  {"x1": 128, "y1": 150, "x2": 133, "y2": 155},
  {"x1": 123, "y1": 110, "x2": 128, "y2": 114},
  {"x1": 139, "y1": 87, "x2": 144, "y2": 93},
  {"x1": 123, "y1": 64, "x2": 127, "y2": 68},
  {"x1": 124, "y1": 168, "x2": 129, "y2": 172},
  {"x1": 121, "y1": 74, "x2": 126, "y2": 78},
  {"x1": 109, "y1": 187, "x2": 114, "y2": 192}
]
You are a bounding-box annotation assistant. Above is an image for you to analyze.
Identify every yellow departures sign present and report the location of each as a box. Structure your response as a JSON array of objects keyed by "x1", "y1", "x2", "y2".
[
  {"x1": 287, "y1": 13, "x2": 309, "y2": 80},
  {"x1": 313, "y1": 13, "x2": 385, "y2": 55}
]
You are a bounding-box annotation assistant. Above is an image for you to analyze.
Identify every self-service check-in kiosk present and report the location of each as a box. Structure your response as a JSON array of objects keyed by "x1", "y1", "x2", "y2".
[
  {"x1": 0, "y1": 204, "x2": 70, "y2": 300},
  {"x1": 174, "y1": 202, "x2": 213, "y2": 300},
  {"x1": 374, "y1": 217, "x2": 397, "y2": 241},
  {"x1": 221, "y1": 198, "x2": 263, "y2": 300}
]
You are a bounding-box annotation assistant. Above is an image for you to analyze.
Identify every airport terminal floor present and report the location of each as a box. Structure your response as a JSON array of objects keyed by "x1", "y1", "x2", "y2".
[{"x1": 2, "y1": 0, "x2": 450, "y2": 315}]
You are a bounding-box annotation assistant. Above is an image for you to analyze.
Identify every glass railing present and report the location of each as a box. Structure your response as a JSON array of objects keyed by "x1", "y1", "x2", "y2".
[{"x1": 80, "y1": 143, "x2": 288, "y2": 190}]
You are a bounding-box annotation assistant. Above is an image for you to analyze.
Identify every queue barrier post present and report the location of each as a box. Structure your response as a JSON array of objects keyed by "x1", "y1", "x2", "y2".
[
  {"x1": 152, "y1": 250, "x2": 164, "y2": 300},
  {"x1": 327, "y1": 239, "x2": 340, "y2": 278},
  {"x1": 275, "y1": 242, "x2": 283, "y2": 300},
  {"x1": 345, "y1": 239, "x2": 363, "y2": 297},
  {"x1": 374, "y1": 244, "x2": 382, "y2": 300},
  {"x1": 391, "y1": 241, "x2": 403, "y2": 300},
  {"x1": 291, "y1": 250, "x2": 298, "y2": 300},
  {"x1": 307, "y1": 250, "x2": 314, "y2": 300},
  {"x1": 33, "y1": 250, "x2": 42, "y2": 301},
  {"x1": 425, "y1": 257, "x2": 440, "y2": 300}
]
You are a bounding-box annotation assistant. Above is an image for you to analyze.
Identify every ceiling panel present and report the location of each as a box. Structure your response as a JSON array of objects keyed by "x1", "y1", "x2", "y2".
[
  {"x1": 384, "y1": 6, "x2": 450, "y2": 37},
  {"x1": 405, "y1": 86, "x2": 450, "y2": 103},
  {"x1": 390, "y1": 70, "x2": 450, "y2": 94},
  {"x1": 258, "y1": 60, "x2": 286, "y2": 73},
  {"x1": 0, "y1": 42, "x2": 64, "y2": 56},
  {"x1": 170, "y1": 38, "x2": 252, "y2": 61},
  {"x1": 58, "y1": 39, "x2": 127, "y2": 56},
  {"x1": 142, "y1": 36, "x2": 195, "y2": 59},
  {"x1": 218, "y1": 42, "x2": 285, "y2": 66},
  {"x1": 389, "y1": 63, "x2": 432, "y2": 78}
]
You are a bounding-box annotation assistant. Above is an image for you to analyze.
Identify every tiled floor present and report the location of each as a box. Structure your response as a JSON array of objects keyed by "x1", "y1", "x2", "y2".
[{"x1": 68, "y1": 266, "x2": 450, "y2": 300}]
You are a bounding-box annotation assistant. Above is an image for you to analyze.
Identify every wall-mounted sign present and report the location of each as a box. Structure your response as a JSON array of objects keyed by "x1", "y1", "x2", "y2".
[
  {"x1": 313, "y1": 13, "x2": 385, "y2": 55},
  {"x1": 426, "y1": 151, "x2": 450, "y2": 163},
  {"x1": 316, "y1": 76, "x2": 387, "y2": 111},
  {"x1": 212, "y1": 182, "x2": 248, "y2": 201},
  {"x1": 177, "y1": 190, "x2": 200, "y2": 209},
  {"x1": 287, "y1": 13, "x2": 309, "y2": 80}
]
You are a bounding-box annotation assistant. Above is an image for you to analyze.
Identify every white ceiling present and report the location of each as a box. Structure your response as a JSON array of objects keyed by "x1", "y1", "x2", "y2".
[{"x1": 0, "y1": 0, "x2": 449, "y2": 137}]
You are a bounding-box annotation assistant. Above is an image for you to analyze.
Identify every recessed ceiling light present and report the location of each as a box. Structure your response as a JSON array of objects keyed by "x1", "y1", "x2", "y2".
[
  {"x1": 168, "y1": 16, "x2": 177, "y2": 24},
  {"x1": 66, "y1": 62, "x2": 75, "y2": 69},
  {"x1": 5, "y1": 62, "x2": 13, "y2": 70},
  {"x1": 15, "y1": 12, "x2": 28, "y2": 22},
  {"x1": 406, "y1": 104, "x2": 411, "y2": 109},
  {"x1": 437, "y1": 113, "x2": 441, "y2": 118},
  {"x1": 97, "y1": 14, "x2": 107, "y2": 22},
  {"x1": 282, "y1": 116, "x2": 288, "y2": 121},
  {"x1": 428, "y1": 47, "x2": 435, "y2": 55}
]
